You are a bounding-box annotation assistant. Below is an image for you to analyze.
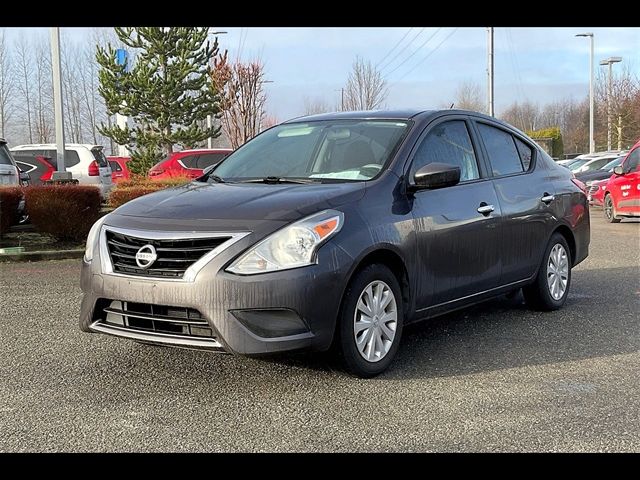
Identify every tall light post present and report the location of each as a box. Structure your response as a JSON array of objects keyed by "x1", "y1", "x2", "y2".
[
  {"x1": 576, "y1": 33, "x2": 594, "y2": 153},
  {"x1": 600, "y1": 56, "x2": 622, "y2": 151},
  {"x1": 487, "y1": 27, "x2": 494, "y2": 116},
  {"x1": 50, "y1": 27, "x2": 68, "y2": 178},
  {"x1": 207, "y1": 29, "x2": 228, "y2": 148}
]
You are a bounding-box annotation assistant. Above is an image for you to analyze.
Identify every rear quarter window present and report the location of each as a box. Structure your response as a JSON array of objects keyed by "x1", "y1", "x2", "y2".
[
  {"x1": 91, "y1": 148, "x2": 108, "y2": 167},
  {"x1": 43, "y1": 149, "x2": 81, "y2": 168}
]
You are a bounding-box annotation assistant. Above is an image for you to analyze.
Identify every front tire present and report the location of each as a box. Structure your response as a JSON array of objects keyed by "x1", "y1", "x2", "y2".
[
  {"x1": 336, "y1": 264, "x2": 404, "y2": 378},
  {"x1": 604, "y1": 194, "x2": 621, "y2": 223},
  {"x1": 523, "y1": 233, "x2": 571, "y2": 311}
]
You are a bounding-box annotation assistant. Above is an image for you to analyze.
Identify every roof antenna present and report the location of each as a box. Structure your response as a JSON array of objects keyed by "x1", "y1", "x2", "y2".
[{"x1": 449, "y1": 103, "x2": 455, "y2": 109}]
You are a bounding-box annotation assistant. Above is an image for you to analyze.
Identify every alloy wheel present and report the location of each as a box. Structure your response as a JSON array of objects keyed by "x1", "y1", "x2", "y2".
[{"x1": 547, "y1": 244, "x2": 569, "y2": 300}]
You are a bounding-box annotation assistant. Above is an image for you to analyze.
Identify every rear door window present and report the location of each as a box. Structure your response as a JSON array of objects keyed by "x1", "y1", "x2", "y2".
[
  {"x1": 108, "y1": 160, "x2": 122, "y2": 172},
  {"x1": 477, "y1": 123, "x2": 524, "y2": 176},
  {"x1": 197, "y1": 153, "x2": 227, "y2": 170},
  {"x1": 43, "y1": 149, "x2": 81, "y2": 168},
  {"x1": 178, "y1": 155, "x2": 199, "y2": 169},
  {"x1": 91, "y1": 148, "x2": 108, "y2": 167}
]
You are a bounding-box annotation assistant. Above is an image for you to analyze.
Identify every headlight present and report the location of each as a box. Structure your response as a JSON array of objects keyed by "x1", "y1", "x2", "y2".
[
  {"x1": 84, "y1": 215, "x2": 108, "y2": 262},
  {"x1": 226, "y1": 209, "x2": 344, "y2": 275}
]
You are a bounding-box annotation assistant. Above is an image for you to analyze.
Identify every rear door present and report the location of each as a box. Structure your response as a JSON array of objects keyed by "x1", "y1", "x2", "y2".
[
  {"x1": 409, "y1": 116, "x2": 502, "y2": 309},
  {"x1": 609, "y1": 146, "x2": 640, "y2": 214},
  {"x1": 473, "y1": 120, "x2": 554, "y2": 284},
  {"x1": 91, "y1": 147, "x2": 113, "y2": 187}
]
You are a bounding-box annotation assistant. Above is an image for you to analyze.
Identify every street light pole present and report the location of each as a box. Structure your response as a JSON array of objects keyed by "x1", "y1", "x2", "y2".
[
  {"x1": 600, "y1": 56, "x2": 622, "y2": 151},
  {"x1": 487, "y1": 27, "x2": 494, "y2": 117},
  {"x1": 50, "y1": 27, "x2": 67, "y2": 176},
  {"x1": 207, "y1": 29, "x2": 228, "y2": 149},
  {"x1": 576, "y1": 33, "x2": 595, "y2": 153}
]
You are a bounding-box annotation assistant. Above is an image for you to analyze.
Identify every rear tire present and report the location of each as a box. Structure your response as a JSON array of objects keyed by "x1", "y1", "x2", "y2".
[
  {"x1": 604, "y1": 194, "x2": 621, "y2": 223},
  {"x1": 523, "y1": 233, "x2": 571, "y2": 311},
  {"x1": 335, "y1": 263, "x2": 404, "y2": 378}
]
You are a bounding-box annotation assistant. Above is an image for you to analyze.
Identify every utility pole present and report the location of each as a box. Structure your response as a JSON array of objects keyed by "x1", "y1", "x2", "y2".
[
  {"x1": 487, "y1": 27, "x2": 494, "y2": 117},
  {"x1": 50, "y1": 27, "x2": 68, "y2": 178},
  {"x1": 600, "y1": 56, "x2": 622, "y2": 151},
  {"x1": 576, "y1": 33, "x2": 595, "y2": 153},
  {"x1": 341, "y1": 88, "x2": 345, "y2": 111}
]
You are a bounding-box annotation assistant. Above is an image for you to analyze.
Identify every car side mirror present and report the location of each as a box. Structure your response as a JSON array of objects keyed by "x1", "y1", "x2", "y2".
[
  {"x1": 410, "y1": 163, "x2": 461, "y2": 191},
  {"x1": 613, "y1": 166, "x2": 624, "y2": 175},
  {"x1": 19, "y1": 171, "x2": 30, "y2": 182}
]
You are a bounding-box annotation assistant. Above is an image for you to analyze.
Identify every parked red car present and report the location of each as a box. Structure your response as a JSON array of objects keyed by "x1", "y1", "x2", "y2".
[
  {"x1": 602, "y1": 140, "x2": 640, "y2": 222},
  {"x1": 107, "y1": 156, "x2": 132, "y2": 183},
  {"x1": 587, "y1": 178, "x2": 608, "y2": 207},
  {"x1": 148, "y1": 148, "x2": 232, "y2": 180}
]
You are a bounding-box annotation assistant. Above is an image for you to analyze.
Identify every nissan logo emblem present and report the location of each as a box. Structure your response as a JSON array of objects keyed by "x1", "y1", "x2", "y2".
[{"x1": 135, "y1": 244, "x2": 158, "y2": 269}]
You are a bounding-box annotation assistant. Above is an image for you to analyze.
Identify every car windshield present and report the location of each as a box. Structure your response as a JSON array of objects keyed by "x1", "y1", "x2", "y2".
[
  {"x1": 601, "y1": 156, "x2": 623, "y2": 171},
  {"x1": 212, "y1": 120, "x2": 411, "y2": 182}
]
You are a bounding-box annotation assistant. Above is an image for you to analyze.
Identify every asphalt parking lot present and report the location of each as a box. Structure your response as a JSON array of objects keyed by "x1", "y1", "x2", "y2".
[{"x1": 0, "y1": 210, "x2": 638, "y2": 452}]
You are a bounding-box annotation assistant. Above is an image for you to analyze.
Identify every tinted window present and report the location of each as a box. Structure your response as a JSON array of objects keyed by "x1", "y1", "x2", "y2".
[
  {"x1": 179, "y1": 155, "x2": 199, "y2": 169},
  {"x1": 514, "y1": 137, "x2": 533, "y2": 170},
  {"x1": 624, "y1": 148, "x2": 639, "y2": 172},
  {"x1": 477, "y1": 124, "x2": 523, "y2": 176},
  {"x1": 0, "y1": 144, "x2": 14, "y2": 165},
  {"x1": 108, "y1": 160, "x2": 122, "y2": 172},
  {"x1": 410, "y1": 120, "x2": 479, "y2": 182},
  {"x1": 43, "y1": 149, "x2": 80, "y2": 168},
  {"x1": 197, "y1": 153, "x2": 227, "y2": 170},
  {"x1": 91, "y1": 148, "x2": 108, "y2": 167}
]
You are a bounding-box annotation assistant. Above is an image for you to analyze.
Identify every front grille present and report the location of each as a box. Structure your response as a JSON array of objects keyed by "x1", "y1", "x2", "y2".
[
  {"x1": 105, "y1": 230, "x2": 230, "y2": 279},
  {"x1": 588, "y1": 185, "x2": 600, "y2": 195},
  {"x1": 97, "y1": 300, "x2": 217, "y2": 340}
]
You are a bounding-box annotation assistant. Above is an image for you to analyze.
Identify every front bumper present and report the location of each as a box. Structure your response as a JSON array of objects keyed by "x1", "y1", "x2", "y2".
[{"x1": 79, "y1": 226, "x2": 353, "y2": 356}]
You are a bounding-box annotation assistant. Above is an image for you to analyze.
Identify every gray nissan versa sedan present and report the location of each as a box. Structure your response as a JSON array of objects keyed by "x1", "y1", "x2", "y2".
[{"x1": 80, "y1": 110, "x2": 590, "y2": 377}]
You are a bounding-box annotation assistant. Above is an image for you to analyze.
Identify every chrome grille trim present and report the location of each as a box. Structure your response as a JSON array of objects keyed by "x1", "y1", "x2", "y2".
[
  {"x1": 91, "y1": 300, "x2": 225, "y2": 350},
  {"x1": 100, "y1": 225, "x2": 250, "y2": 282}
]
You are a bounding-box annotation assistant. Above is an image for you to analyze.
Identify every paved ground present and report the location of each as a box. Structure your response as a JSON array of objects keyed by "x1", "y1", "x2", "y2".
[{"x1": 1, "y1": 210, "x2": 638, "y2": 452}]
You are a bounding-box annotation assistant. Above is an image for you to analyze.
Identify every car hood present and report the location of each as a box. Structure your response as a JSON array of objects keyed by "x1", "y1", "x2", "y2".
[
  {"x1": 575, "y1": 170, "x2": 613, "y2": 182},
  {"x1": 113, "y1": 180, "x2": 367, "y2": 223}
]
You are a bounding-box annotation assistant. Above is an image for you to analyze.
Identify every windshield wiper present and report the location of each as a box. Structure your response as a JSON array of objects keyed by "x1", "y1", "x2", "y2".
[
  {"x1": 239, "y1": 176, "x2": 318, "y2": 185},
  {"x1": 206, "y1": 174, "x2": 227, "y2": 184}
]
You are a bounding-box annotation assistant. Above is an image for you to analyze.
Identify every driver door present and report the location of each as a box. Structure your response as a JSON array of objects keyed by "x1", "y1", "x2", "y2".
[{"x1": 409, "y1": 117, "x2": 502, "y2": 310}]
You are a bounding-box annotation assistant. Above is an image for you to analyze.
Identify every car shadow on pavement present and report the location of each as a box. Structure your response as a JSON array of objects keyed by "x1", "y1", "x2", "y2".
[{"x1": 260, "y1": 265, "x2": 640, "y2": 380}]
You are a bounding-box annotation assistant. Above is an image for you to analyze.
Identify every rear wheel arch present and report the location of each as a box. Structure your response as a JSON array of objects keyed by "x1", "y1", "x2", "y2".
[{"x1": 551, "y1": 224, "x2": 576, "y2": 266}]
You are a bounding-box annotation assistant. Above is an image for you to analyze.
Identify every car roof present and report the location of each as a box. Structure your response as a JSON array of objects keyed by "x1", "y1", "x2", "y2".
[
  {"x1": 283, "y1": 109, "x2": 522, "y2": 131},
  {"x1": 0, "y1": 138, "x2": 6, "y2": 145},
  {"x1": 177, "y1": 148, "x2": 233, "y2": 153},
  {"x1": 11, "y1": 143, "x2": 102, "y2": 150}
]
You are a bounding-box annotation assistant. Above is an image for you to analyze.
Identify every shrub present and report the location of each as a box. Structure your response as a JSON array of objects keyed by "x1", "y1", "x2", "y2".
[
  {"x1": 24, "y1": 185, "x2": 102, "y2": 242},
  {"x1": 0, "y1": 187, "x2": 23, "y2": 236},
  {"x1": 527, "y1": 127, "x2": 564, "y2": 158},
  {"x1": 108, "y1": 174, "x2": 191, "y2": 209}
]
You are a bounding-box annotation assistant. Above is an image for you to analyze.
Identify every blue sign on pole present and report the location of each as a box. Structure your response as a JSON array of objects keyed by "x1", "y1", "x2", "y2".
[{"x1": 115, "y1": 49, "x2": 128, "y2": 70}]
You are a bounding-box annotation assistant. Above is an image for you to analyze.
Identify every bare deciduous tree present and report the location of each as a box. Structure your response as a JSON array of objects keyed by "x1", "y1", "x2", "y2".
[
  {"x1": 15, "y1": 35, "x2": 34, "y2": 143},
  {"x1": 453, "y1": 80, "x2": 484, "y2": 112},
  {"x1": 499, "y1": 100, "x2": 541, "y2": 132},
  {"x1": 212, "y1": 57, "x2": 268, "y2": 149},
  {"x1": 343, "y1": 57, "x2": 388, "y2": 111},
  {"x1": 302, "y1": 96, "x2": 331, "y2": 116},
  {"x1": 0, "y1": 29, "x2": 15, "y2": 139},
  {"x1": 33, "y1": 35, "x2": 53, "y2": 143}
]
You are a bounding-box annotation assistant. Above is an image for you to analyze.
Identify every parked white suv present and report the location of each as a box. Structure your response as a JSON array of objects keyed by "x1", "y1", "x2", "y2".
[{"x1": 10, "y1": 143, "x2": 113, "y2": 198}]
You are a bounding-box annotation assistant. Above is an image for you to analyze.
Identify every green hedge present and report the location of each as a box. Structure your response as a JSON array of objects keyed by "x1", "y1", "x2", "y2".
[{"x1": 526, "y1": 127, "x2": 564, "y2": 157}]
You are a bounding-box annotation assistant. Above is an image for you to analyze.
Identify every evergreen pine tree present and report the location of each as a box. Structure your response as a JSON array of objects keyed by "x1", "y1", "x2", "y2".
[{"x1": 97, "y1": 27, "x2": 223, "y2": 175}]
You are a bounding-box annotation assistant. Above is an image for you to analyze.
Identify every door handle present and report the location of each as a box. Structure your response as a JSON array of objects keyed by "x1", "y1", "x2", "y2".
[
  {"x1": 541, "y1": 193, "x2": 555, "y2": 204},
  {"x1": 477, "y1": 203, "x2": 495, "y2": 215}
]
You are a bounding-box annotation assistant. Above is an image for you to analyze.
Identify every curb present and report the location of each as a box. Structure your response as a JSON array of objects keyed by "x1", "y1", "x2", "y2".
[{"x1": 0, "y1": 249, "x2": 84, "y2": 263}]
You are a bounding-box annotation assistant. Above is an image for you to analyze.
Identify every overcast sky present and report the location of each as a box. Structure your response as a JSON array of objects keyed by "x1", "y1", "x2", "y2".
[{"x1": 4, "y1": 27, "x2": 640, "y2": 120}]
